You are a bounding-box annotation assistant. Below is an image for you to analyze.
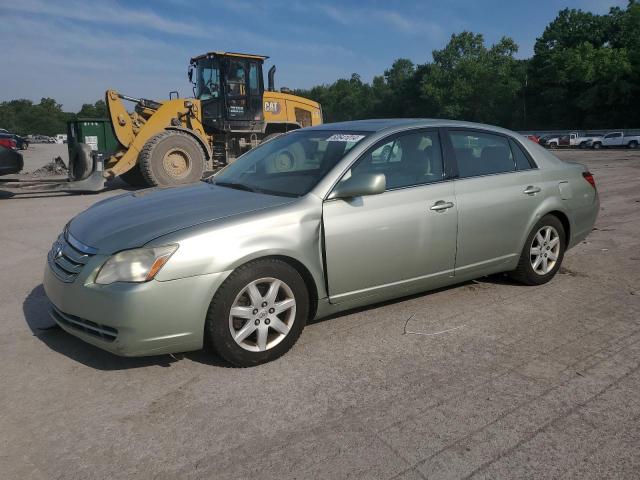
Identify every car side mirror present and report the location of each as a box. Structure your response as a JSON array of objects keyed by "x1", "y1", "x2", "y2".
[{"x1": 330, "y1": 173, "x2": 386, "y2": 199}]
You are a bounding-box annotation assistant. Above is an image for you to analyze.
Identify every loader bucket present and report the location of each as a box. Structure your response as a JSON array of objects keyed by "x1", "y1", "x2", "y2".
[{"x1": 0, "y1": 152, "x2": 107, "y2": 194}]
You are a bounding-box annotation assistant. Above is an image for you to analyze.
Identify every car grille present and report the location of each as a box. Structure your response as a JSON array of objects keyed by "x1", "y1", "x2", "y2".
[
  {"x1": 48, "y1": 230, "x2": 97, "y2": 283},
  {"x1": 50, "y1": 305, "x2": 118, "y2": 342}
]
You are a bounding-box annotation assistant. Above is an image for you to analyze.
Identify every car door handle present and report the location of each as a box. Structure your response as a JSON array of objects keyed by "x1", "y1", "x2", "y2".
[
  {"x1": 524, "y1": 186, "x2": 541, "y2": 195},
  {"x1": 430, "y1": 201, "x2": 454, "y2": 212}
]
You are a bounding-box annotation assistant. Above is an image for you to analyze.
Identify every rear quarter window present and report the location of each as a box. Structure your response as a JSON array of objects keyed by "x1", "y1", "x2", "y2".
[{"x1": 509, "y1": 138, "x2": 536, "y2": 170}]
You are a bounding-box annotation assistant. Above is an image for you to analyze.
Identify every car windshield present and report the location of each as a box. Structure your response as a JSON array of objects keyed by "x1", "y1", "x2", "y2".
[{"x1": 212, "y1": 130, "x2": 368, "y2": 197}]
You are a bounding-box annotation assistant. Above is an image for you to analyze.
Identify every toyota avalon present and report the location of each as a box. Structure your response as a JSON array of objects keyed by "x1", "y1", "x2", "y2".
[{"x1": 44, "y1": 119, "x2": 599, "y2": 366}]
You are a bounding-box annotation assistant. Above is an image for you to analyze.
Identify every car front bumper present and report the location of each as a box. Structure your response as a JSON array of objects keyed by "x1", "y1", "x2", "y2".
[{"x1": 43, "y1": 260, "x2": 230, "y2": 356}]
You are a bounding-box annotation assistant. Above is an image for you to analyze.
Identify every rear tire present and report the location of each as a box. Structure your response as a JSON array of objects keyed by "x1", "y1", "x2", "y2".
[
  {"x1": 509, "y1": 214, "x2": 566, "y2": 286},
  {"x1": 139, "y1": 131, "x2": 205, "y2": 187},
  {"x1": 205, "y1": 259, "x2": 309, "y2": 367},
  {"x1": 628, "y1": 140, "x2": 638, "y2": 149}
]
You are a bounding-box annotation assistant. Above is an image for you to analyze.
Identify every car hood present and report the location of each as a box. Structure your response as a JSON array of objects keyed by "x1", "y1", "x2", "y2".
[{"x1": 68, "y1": 182, "x2": 295, "y2": 252}]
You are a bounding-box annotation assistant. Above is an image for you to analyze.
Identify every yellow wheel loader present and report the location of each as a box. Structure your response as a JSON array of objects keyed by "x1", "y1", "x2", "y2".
[
  {"x1": 109, "y1": 51, "x2": 322, "y2": 188},
  {"x1": 0, "y1": 52, "x2": 322, "y2": 193}
]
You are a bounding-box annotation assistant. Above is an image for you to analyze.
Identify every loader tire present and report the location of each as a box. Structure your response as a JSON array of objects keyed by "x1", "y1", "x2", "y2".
[
  {"x1": 69, "y1": 143, "x2": 93, "y2": 181},
  {"x1": 139, "y1": 131, "x2": 206, "y2": 187},
  {"x1": 119, "y1": 164, "x2": 150, "y2": 188}
]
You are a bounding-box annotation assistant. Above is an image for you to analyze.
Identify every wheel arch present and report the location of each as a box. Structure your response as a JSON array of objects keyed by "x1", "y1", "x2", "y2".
[
  {"x1": 220, "y1": 254, "x2": 320, "y2": 321},
  {"x1": 257, "y1": 254, "x2": 318, "y2": 321},
  {"x1": 518, "y1": 200, "x2": 573, "y2": 256},
  {"x1": 165, "y1": 126, "x2": 212, "y2": 159},
  {"x1": 546, "y1": 210, "x2": 571, "y2": 248}
]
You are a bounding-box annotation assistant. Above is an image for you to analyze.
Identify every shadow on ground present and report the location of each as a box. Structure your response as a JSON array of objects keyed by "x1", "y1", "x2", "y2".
[
  {"x1": 23, "y1": 284, "x2": 231, "y2": 370},
  {"x1": 0, "y1": 177, "x2": 142, "y2": 200},
  {"x1": 24, "y1": 274, "x2": 526, "y2": 370}
]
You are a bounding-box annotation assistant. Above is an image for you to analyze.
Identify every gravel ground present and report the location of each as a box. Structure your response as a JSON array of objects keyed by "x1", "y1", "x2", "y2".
[{"x1": 0, "y1": 148, "x2": 639, "y2": 479}]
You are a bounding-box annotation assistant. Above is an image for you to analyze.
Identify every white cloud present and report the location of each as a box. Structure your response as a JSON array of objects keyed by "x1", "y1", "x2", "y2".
[
  {"x1": 0, "y1": 2, "x2": 358, "y2": 110},
  {"x1": 0, "y1": 0, "x2": 208, "y2": 37},
  {"x1": 0, "y1": 13, "x2": 193, "y2": 109}
]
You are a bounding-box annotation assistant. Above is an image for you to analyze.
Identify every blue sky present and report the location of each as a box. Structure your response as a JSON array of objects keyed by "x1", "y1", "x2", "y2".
[{"x1": 0, "y1": 0, "x2": 627, "y2": 111}]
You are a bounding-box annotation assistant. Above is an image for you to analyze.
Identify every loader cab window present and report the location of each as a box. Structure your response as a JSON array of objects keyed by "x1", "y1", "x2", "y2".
[
  {"x1": 249, "y1": 63, "x2": 260, "y2": 95},
  {"x1": 195, "y1": 58, "x2": 221, "y2": 101},
  {"x1": 227, "y1": 60, "x2": 246, "y2": 96}
]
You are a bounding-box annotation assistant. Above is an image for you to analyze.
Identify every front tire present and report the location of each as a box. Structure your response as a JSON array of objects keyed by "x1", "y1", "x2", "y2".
[
  {"x1": 592, "y1": 142, "x2": 602, "y2": 150},
  {"x1": 205, "y1": 259, "x2": 309, "y2": 367},
  {"x1": 509, "y1": 215, "x2": 566, "y2": 286},
  {"x1": 139, "y1": 131, "x2": 205, "y2": 187}
]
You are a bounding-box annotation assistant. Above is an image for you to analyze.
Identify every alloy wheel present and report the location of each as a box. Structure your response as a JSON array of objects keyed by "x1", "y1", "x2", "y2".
[
  {"x1": 530, "y1": 226, "x2": 560, "y2": 275},
  {"x1": 228, "y1": 277, "x2": 297, "y2": 352}
]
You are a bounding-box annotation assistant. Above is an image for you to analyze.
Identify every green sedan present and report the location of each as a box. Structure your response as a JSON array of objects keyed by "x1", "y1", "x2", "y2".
[{"x1": 44, "y1": 119, "x2": 599, "y2": 366}]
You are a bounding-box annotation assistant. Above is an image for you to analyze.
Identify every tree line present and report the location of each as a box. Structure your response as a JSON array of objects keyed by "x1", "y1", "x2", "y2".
[
  {"x1": 1, "y1": 2, "x2": 638, "y2": 135},
  {"x1": 295, "y1": 1, "x2": 640, "y2": 130},
  {"x1": 0, "y1": 99, "x2": 108, "y2": 137}
]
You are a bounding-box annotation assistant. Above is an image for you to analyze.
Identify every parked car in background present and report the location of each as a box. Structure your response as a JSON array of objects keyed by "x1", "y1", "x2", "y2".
[
  {"x1": 0, "y1": 129, "x2": 29, "y2": 150},
  {"x1": 544, "y1": 132, "x2": 594, "y2": 149},
  {"x1": 0, "y1": 145, "x2": 24, "y2": 175},
  {"x1": 27, "y1": 134, "x2": 56, "y2": 144},
  {"x1": 0, "y1": 133, "x2": 18, "y2": 150},
  {"x1": 537, "y1": 135, "x2": 554, "y2": 147},
  {"x1": 590, "y1": 131, "x2": 640, "y2": 149},
  {"x1": 43, "y1": 119, "x2": 600, "y2": 366},
  {"x1": 525, "y1": 135, "x2": 540, "y2": 144},
  {"x1": 15, "y1": 136, "x2": 29, "y2": 150}
]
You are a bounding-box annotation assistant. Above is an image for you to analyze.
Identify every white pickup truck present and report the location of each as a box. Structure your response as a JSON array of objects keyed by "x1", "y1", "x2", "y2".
[
  {"x1": 590, "y1": 132, "x2": 640, "y2": 149},
  {"x1": 544, "y1": 132, "x2": 596, "y2": 149}
]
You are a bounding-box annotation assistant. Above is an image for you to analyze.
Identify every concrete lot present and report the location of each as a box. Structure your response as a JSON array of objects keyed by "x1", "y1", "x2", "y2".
[{"x1": 1, "y1": 146, "x2": 639, "y2": 479}]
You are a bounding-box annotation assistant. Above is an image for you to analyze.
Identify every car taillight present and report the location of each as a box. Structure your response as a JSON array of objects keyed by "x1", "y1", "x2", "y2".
[
  {"x1": 582, "y1": 171, "x2": 596, "y2": 189},
  {"x1": 0, "y1": 138, "x2": 16, "y2": 149}
]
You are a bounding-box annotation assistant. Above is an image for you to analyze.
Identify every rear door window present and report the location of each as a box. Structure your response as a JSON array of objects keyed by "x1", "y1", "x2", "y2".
[{"x1": 448, "y1": 130, "x2": 515, "y2": 178}]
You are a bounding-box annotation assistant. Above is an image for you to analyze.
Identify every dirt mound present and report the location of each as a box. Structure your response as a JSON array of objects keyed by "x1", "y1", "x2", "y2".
[{"x1": 28, "y1": 157, "x2": 68, "y2": 177}]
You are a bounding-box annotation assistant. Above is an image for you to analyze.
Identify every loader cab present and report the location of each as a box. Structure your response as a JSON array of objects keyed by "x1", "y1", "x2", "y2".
[{"x1": 190, "y1": 52, "x2": 266, "y2": 133}]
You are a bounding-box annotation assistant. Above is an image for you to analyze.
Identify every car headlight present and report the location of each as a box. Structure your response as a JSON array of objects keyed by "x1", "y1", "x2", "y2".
[{"x1": 95, "y1": 245, "x2": 178, "y2": 285}]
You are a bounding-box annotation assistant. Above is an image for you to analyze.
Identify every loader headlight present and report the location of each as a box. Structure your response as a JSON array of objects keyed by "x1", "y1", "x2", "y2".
[{"x1": 95, "y1": 245, "x2": 178, "y2": 285}]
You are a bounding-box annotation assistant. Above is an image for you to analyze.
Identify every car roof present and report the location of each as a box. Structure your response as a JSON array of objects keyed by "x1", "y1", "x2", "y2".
[{"x1": 305, "y1": 118, "x2": 519, "y2": 136}]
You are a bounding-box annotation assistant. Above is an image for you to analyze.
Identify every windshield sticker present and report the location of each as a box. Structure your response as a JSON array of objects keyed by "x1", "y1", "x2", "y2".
[{"x1": 326, "y1": 134, "x2": 365, "y2": 142}]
